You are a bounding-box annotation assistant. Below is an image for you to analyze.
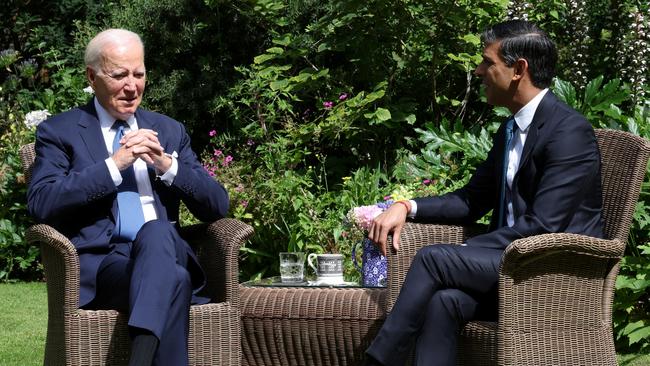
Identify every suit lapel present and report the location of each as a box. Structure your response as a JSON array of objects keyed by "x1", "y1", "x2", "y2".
[
  {"x1": 518, "y1": 92, "x2": 556, "y2": 169},
  {"x1": 78, "y1": 101, "x2": 109, "y2": 162}
]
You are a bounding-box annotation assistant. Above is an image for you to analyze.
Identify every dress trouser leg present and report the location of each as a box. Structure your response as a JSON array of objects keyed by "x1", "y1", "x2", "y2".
[
  {"x1": 366, "y1": 244, "x2": 503, "y2": 366},
  {"x1": 91, "y1": 219, "x2": 193, "y2": 366}
]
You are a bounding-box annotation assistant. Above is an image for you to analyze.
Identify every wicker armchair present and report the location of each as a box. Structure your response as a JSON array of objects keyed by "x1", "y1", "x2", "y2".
[
  {"x1": 20, "y1": 142, "x2": 253, "y2": 366},
  {"x1": 385, "y1": 129, "x2": 650, "y2": 365}
]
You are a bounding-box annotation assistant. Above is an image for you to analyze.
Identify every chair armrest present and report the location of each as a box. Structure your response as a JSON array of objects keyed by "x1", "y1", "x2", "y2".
[
  {"x1": 25, "y1": 224, "x2": 80, "y2": 314},
  {"x1": 501, "y1": 233, "x2": 624, "y2": 273},
  {"x1": 386, "y1": 222, "x2": 483, "y2": 311},
  {"x1": 498, "y1": 233, "x2": 624, "y2": 338},
  {"x1": 183, "y1": 218, "x2": 253, "y2": 308}
]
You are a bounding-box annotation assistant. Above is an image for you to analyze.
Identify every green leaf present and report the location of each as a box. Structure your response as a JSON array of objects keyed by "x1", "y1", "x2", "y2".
[
  {"x1": 552, "y1": 78, "x2": 577, "y2": 108},
  {"x1": 266, "y1": 47, "x2": 285, "y2": 55},
  {"x1": 405, "y1": 114, "x2": 416, "y2": 124},
  {"x1": 461, "y1": 34, "x2": 481, "y2": 46},
  {"x1": 254, "y1": 53, "x2": 276, "y2": 64},
  {"x1": 583, "y1": 75, "x2": 604, "y2": 107},
  {"x1": 269, "y1": 79, "x2": 290, "y2": 91},
  {"x1": 375, "y1": 108, "x2": 391, "y2": 122}
]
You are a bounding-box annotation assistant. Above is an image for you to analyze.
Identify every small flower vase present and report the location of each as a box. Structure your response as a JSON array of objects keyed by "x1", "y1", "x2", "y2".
[{"x1": 352, "y1": 237, "x2": 387, "y2": 287}]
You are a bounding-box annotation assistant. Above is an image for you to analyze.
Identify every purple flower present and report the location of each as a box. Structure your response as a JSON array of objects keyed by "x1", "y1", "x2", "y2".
[
  {"x1": 246, "y1": 139, "x2": 255, "y2": 146},
  {"x1": 323, "y1": 101, "x2": 334, "y2": 109},
  {"x1": 339, "y1": 93, "x2": 348, "y2": 101},
  {"x1": 209, "y1": 130, "x2": 217, "y2": 137}
]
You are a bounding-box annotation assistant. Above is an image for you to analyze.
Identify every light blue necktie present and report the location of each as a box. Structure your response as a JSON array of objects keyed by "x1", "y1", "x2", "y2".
[
  {"x1": 112, "y1": 120, "x2": 145, "y2": 241},
  {"x1": 497, "y1": 117, "x2": 516, "y2": 228}
]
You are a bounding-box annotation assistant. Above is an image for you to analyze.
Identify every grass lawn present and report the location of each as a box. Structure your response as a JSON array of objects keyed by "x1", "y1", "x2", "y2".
[
  {"x1": 0, "y1": 282, "x2": 46, "y2": 366},
  {"x1": 0, "y1": 282, "x2": 648, "y2": 365}
]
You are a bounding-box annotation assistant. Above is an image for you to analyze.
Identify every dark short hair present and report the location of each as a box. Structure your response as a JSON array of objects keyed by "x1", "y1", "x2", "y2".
[{"x1": 481, "y1": 20, "x2": 557, "y2": 89}]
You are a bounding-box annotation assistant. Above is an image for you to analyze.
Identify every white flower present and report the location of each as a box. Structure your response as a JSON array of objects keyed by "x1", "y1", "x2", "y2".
[
  {"x1": 83, "y1": 86, "x2": 94, "y2": 94},
  {"x1": 24, "y1": 110, "x2": 51, "y2": 128}
]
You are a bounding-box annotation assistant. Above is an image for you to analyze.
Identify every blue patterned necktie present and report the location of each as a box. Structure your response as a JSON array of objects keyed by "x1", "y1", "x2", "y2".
[
  {"x1": 497, "y1": 117, "x2": 516, "y2": 228},
  {"x1": 112, "y1": 120, "x2": 145, "y2": 241}
]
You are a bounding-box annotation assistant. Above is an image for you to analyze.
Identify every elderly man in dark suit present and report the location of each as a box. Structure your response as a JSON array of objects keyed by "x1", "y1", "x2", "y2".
[
  {"x1": 27, "y1": 29, "x2": 229, "y2": 366},
  {"x1": 364, "y1": 20, "x2": 603, "y2": 365}
]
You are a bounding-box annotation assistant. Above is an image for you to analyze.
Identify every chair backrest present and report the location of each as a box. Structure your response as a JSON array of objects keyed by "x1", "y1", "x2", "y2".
[
  {"x1": 19, "y1": 142, "x2": 36, "y2": 184},
  {"x1": 596, "y1": 129, "x2": 650, "y2": 242}
]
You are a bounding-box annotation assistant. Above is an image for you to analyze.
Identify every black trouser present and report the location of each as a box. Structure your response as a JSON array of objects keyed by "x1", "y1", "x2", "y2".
[{"x1": 367, "y1": 244, "x2": 502, "y2": 366}]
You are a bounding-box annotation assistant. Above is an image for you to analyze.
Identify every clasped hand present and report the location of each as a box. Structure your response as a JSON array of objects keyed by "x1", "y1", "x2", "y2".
[
  {"x1": 368, "y1": 203, "x2": 409, "y2": 256},
  {"x1": 111, "y1": 129, "x2": 171, "y2": 173}
]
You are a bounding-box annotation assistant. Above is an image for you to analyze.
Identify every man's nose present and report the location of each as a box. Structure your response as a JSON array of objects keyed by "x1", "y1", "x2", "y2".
[
  {"x1": 474, "y1": 65, "x2": 483, "y2": 77},
  {"x1": 123, "y1": 75, "x2": 137, "y2": 91}
]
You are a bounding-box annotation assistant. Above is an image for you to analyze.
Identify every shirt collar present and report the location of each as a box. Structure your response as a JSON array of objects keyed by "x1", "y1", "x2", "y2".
[
  {"x1": 513, "y1": 88, "x2": 548, "y2": 132},
  {"x1": 94, "y1": 97, "x2": 136, "y2": 130}
]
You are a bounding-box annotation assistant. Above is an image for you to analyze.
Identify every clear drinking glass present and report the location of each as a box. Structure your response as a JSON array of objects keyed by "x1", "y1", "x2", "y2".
[{"x1": 279, "y1": 252, "x2": 305, "y2": 283}]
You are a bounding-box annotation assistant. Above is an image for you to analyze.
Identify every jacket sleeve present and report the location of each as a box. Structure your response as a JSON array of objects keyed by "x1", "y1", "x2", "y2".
[
  {"x1": 164, "y1": 122, "x2": 230, "y2": 222},
  {"x1": 27, "y1": 120, "x2": 116, "y2": 226}
]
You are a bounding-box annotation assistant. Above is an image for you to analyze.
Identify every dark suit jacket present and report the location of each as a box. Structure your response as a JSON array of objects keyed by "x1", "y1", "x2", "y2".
[
  {"x1": 27, "y1": 100, "x2": 230, "y2": 306},
  {"x1": 414, "y1": 91, "x2": 604, "y2": 249}
]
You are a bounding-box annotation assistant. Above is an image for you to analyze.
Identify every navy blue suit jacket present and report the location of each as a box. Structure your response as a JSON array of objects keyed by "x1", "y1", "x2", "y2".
[
  {"x1": 414, "y1": 92, "x2": 604, "y2": 249},
  {"x1": 27, "y1": 101, "x2": 230, "y2": 306}
]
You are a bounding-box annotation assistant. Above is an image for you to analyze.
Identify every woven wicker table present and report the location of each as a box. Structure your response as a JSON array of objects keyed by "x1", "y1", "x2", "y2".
[{"x1": 240, "y1": 278, "x2": 387, "y2": 366}]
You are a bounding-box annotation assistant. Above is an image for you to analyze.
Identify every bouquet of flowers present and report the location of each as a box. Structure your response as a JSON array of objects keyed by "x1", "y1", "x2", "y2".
[
  {"x1": 346, "y1": 200, "x2": 393, "y2": 231},
  {"x1": 346, "y1": 200, "x2": 398, "y2": 287}
]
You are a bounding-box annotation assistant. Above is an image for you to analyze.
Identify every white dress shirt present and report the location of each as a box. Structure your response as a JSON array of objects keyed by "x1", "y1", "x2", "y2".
[
  {"x1": 95, "y1": 98, "x2": 178, "y2": 223},
  {"x1": 408, "y1": 88, "x2": 549, "y2": 227}
]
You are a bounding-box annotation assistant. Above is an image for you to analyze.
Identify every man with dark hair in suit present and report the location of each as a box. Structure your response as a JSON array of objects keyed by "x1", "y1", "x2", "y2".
[
  {"x1": 364, "y1": 20, "x2": 603, "y2": 365},
  {"x1": 27, "y1": 29, "x2": 229, "y2": 366}
]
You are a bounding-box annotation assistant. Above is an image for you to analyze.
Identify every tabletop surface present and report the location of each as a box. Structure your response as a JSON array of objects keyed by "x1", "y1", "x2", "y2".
[{"x1": 241, "y1": 276, "x2": 376, "y2": 288}]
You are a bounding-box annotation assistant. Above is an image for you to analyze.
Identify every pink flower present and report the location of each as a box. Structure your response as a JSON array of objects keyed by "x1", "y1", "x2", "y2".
[
  {"x1": 214, "y1": 149, "x2": 222, "y2": 157},
  {"x1": 323, "y1": 101, "x2": 334, "y2": 109},
  {"x1": 423, "y1": 179, "x2": 431, "y2": 185},
  {"x1": 235, "y1": 184, "x2": 244, "y2": 193},
  {"x1": 348, "y1": 205, "x2": 384, "y2": 231},
  {"x1": 209, "y1": 130, "x2": 217, "y2": 137},
  {"x1": 339, "y1": 93, "x2": 348, "y2": 101},
  {"x1": 383, "y1": 195, "x2": 391, "y2": 201},
  {"x1": 240, "y1": 200, "x2": 248, "y2": 208},
  {"x1": 224, "y1": 155, "x2": 233, "y2": 163}
]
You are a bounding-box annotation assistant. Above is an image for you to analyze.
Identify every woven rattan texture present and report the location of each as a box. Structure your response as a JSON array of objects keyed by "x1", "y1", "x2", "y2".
[
  {"x1": 240, "y1": 286, "x2": 387, "y2": 366},
  {"x1": 386, "y1": 129, "x2": 650, "y2": 366},
  {"x1": 21, "y1": 142, "x2": 253, "y2": 366}
]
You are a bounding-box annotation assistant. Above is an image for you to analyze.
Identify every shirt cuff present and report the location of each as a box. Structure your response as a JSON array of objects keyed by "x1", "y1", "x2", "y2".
[
  {"x1": 158, "y1": 155, "x2": 178, "y2": 186},
  {"x1": 105, "y1": 158, "x2": 123, "y2": 187},
  {"x1": 408, "y1": 199, "x2": 417, "y2": 219}
]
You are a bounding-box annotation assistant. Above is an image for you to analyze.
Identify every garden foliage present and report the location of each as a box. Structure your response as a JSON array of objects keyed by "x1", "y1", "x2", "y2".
[{"x1": 1, "y1": 0, "x2": 649, "y2": 352}]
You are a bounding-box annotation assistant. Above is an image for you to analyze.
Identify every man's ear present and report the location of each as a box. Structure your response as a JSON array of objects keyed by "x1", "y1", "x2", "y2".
[
  {"x1": 86, "y1": 66, "x2": 96, "y2": 87},
  {"x1": 512, "y1": 58, "x2": 528, "y2": 81}
]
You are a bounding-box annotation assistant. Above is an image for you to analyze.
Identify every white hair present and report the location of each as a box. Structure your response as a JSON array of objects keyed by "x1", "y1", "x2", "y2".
[{"x1": 84, "y1": 29, "x2": 144, "y2": 71}]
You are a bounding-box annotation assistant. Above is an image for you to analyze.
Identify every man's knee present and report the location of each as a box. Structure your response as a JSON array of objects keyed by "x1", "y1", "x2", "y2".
[
  {"x1": 137, "y1": 219, "x2": 176, "y2": 239},
  {"x1": 132, "y1": 220, "x2": 180, "y2": 256},
  {"x1": 414, "y1": 244, "x2": 455, "y2": 266},
  {"x1": 430, "y1": 289, "x2": 477, "y2": 323}
]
